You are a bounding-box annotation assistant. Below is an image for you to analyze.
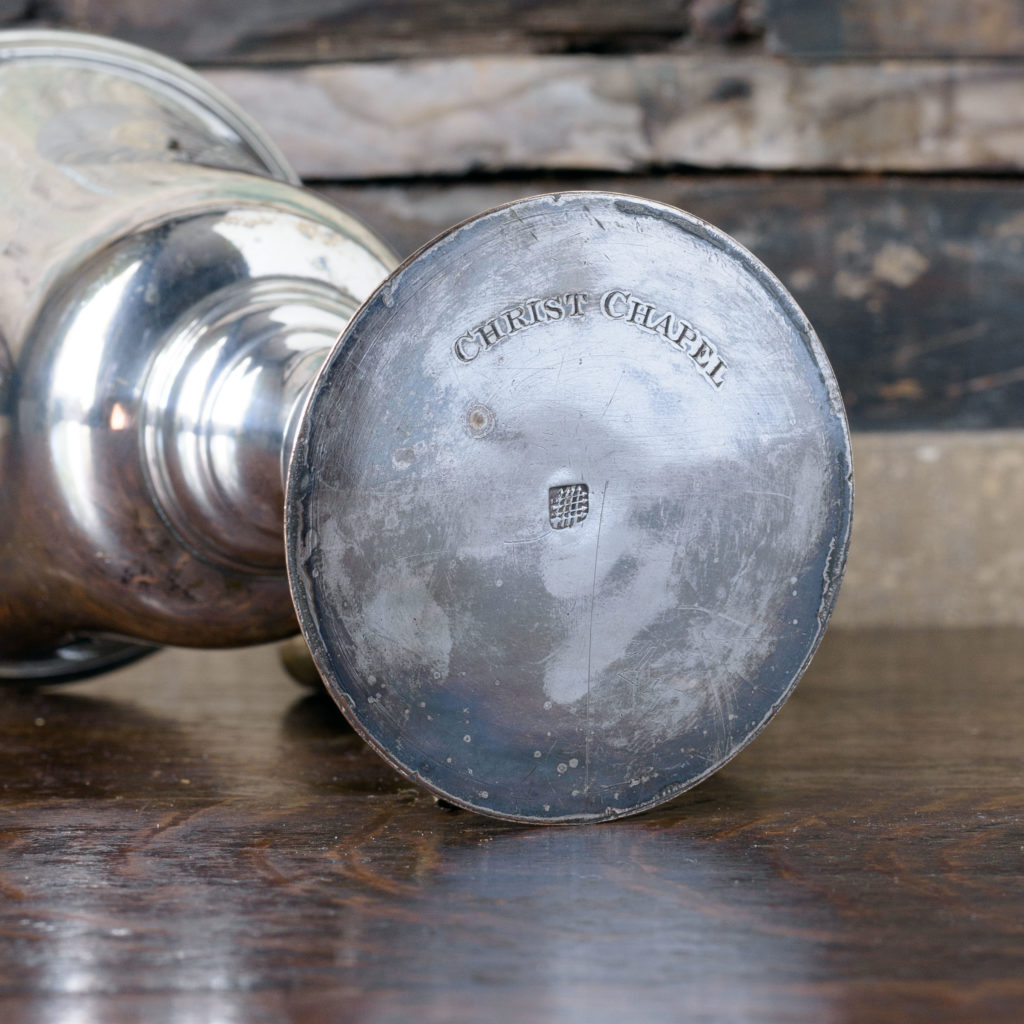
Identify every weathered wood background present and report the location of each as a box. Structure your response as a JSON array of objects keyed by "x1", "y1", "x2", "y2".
[
  {"x1": 4, "y1": 0, "x2": 1024, "y2": 623},
  {"x1": 5, "y1": 0, "x2": 1022, "y2": 428}
]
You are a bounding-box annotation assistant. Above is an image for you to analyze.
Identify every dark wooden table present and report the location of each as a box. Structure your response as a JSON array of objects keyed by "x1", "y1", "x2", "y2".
[{"x1": 0, "y1": 628, "x2": 1021, "y2": 1023}]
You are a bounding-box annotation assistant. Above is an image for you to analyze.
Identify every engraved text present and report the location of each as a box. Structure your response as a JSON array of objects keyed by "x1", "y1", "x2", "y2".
[
  {"x1": 453, "y1": 292, "x2": 588, "y2": 363},
  {"x1": 600, "y1": 289, "x2": 727, "y2": 388},
  {"x1": 453, "y1": 286, "x2": 727, "y2": 388}
]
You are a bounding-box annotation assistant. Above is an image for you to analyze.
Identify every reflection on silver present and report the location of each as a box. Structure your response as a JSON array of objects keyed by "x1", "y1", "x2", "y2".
[
  {"x1": 0, "y1": 31, "x2": 395, "y2": 680},
  {"x1": 0, "y1": 31, "x2": 852, "y2": 825}
]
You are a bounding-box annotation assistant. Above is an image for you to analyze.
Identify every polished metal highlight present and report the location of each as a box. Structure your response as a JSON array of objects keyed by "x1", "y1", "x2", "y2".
[
  {"x1": 287, "y1": 193, "x2": 854, "y2": 824},
  {"x1": 0, "y1": 31, "x2": 396, "y2": 680},
  {"x1": 0, "y1": 31, "x2": 852, "y2": 826}
]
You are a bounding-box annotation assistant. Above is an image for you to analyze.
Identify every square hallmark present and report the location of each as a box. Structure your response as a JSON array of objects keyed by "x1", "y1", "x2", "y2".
[{"x1": 548, "y1": 483, "x2": 589, "y2": 530}]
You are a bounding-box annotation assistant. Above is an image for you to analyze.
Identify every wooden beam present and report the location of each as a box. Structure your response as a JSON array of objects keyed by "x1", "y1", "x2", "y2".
[
  {"x1": 205, "y1": 55, "x2": 1024, "y2": 179},
  {"x1": 835, "y1": 431, "x2": 1024, "y2": 629},
  {"x1": 765, "y1": 0, "x2": 1024, "y2": 59},
  {"x1": 2, "y1": 0, "x2": 732, "y2": 64},
  {"x1": 21, "y1": 1, "x2": 1024, "y2": 64}
]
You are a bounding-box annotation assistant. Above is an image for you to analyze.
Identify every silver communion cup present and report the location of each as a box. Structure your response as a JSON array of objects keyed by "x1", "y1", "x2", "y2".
[{"x1": 0, "y1": 31, "x2": 852, "y2": 822}]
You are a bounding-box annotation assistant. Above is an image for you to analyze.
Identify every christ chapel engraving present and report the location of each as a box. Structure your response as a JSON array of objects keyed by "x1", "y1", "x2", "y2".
[{"x1": 452, "y1": 289, "x2": 728, "y2": 389}]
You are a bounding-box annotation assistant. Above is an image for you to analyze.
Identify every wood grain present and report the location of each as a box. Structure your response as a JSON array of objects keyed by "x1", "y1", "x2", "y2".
[
  {"x1": 319, "y1": 175, "x2": 1024, "y2": 430},
  {"x1": 766, "y1": 0, "x2": 1024, "y2": 59},
  {"x1": 13, "y1": 0, "x2": 1024, "y2": 62},
  {"x1": 0, "y1": 630, "x2": 1021, "y2": 1022},
  {"x1": 2, "y1": 1, "x2": 750, "y2": 64},
  {"x1": 205, "y1": 55, "x2": 1024, "y2": 179},
  {"x1": 836, "y1": 431, "x2": 1024, "y2": 628}
]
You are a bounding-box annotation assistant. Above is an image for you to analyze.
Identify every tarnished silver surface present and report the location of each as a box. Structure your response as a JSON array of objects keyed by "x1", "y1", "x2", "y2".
[
  {"x1": 0, "y1": 30, "x2": 851, "y2": 824},
  {"x1": 288, "y1": 192, "x2": 853, "y2": 823},
  {"x1": 0, "y1": 31, "x2": 395, "y2": 680}
]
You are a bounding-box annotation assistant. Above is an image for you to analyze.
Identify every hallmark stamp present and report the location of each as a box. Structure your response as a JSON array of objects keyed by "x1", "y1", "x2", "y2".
[{"x1": 549, "y1": 483, "x2": 589, "y2": 530}]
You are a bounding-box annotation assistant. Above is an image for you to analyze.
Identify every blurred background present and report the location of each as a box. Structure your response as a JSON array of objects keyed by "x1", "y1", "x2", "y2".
[{"x1": 5, "y1": 0, "x2": 1022, "y2": 628}]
